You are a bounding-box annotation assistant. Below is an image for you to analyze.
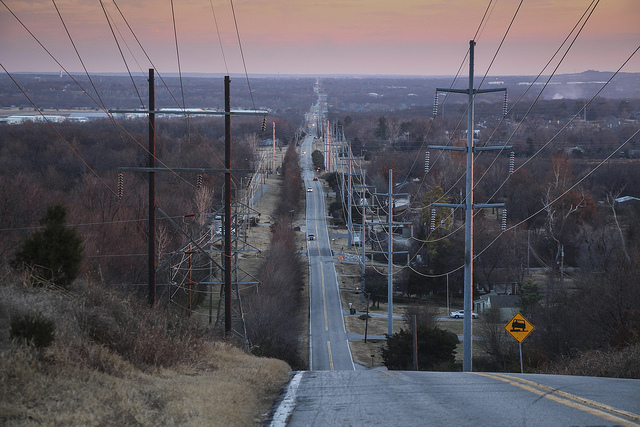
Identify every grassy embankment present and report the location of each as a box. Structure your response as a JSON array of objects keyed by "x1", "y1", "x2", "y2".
[{"x1": 0, "y1": 168, "x2": 295, "y2": 425}]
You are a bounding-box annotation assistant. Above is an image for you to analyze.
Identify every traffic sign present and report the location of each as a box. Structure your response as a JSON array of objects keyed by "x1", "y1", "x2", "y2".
[{"x1": 505, "y1": 313, "x2": 535, "y2": 343}]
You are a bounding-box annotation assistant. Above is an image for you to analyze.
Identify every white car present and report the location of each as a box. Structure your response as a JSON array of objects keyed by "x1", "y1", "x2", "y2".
[{"x1": 449, "y1": 310, "x2": 478, "y2": 319}]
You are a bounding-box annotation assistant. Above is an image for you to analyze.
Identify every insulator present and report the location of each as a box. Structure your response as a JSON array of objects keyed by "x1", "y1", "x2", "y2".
[
  {"x1": 196, "y1": 173, "x2": 203, "y2": 189},
  {"x1": 509, "y1": 151, "x2": 515, "y2": 175},
  {"x1": 503, "y1": 91, "x2": 508, "y2": 117},
  {"x1": 425, "y1": 151, "x2": 430, "y2": 173},
  {"x1": 431, "y1": 208, "x2": 436, "y2": 232},
  {"x1": 433, "y1": 92, "x2": 439, "y2": 118},
  {"x1": 502, "y1": 208, "x2": 507, "y2": 232},
  {"x1": 260, "y1": 117, "x2": 267, "y2": 134},
  {"x1": 117, "y1": 172, "x2": 124, "y2": 199}
]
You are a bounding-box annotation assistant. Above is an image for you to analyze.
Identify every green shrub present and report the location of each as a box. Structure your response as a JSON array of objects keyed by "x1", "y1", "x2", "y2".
[
  {"x1": 382, "y1": 325, "x2": 459, "y2": 370},
  {"x1": 10, "y1": 313, "x2": 56, "y2": 348}
]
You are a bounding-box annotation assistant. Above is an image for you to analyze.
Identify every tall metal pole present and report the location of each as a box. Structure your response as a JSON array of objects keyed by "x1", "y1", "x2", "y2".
[
  {"x1": 224, "y1": 76, "x2": 232, "y2": 334},
  {"x1": 361, "y1": 170, "x2": 366, "y2": 299},
  {"x1": 388, "y1": 169, "x2": 394, "y2": 336},
  {"x1": 272, "y1": 121, "x2": 276, "y2": 172},
  {"x1": 463, "y1": 40, "x2": 475, "y2": 372},
  {"x1": 148, "y1": 68, "x2": 156, "y2": 306},
  {"x1": 327, "y1": 120, "x2": 331, "y2": 172},
  {"x1": 429, "y1": 40, "x2": 508, "y2": 372},
  {"x1": 347, "y1": 147, "x2": 353, "y2": 249}
]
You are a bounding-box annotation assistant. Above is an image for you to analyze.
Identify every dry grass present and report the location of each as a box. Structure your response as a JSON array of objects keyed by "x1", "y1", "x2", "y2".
[
  {"x1": 537, "y1": 344, "x2": 640, "y2": 379},
  {"x1": 0, "y1": 340, "x2": 290, "y2": 426},
  {"x1": 0, "y1": 279, "x2": 291, "y2": 426}
]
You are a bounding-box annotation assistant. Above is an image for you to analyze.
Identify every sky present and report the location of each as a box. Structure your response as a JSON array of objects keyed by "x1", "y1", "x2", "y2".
[{"x1": 1, "y1": 0, "x2": 639, "y2": 77}]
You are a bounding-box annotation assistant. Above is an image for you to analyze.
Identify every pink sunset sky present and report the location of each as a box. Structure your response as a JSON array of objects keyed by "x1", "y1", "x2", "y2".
[{"x1": 1, "y1": 0, "x2": 639, "y2": 76}]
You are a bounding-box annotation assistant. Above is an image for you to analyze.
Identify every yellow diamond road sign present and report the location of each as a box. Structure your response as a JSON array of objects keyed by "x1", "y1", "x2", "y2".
[{"x1": 505, "y1": 313, "x2": 535, "y2": 343}]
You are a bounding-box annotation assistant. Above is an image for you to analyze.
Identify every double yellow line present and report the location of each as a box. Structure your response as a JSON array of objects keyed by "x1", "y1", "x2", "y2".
[{"x1": 474, "y1": 372, "x2": 640, "y2": 426}]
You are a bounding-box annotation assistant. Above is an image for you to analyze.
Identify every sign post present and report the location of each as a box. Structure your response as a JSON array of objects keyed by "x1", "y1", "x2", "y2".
[{"x1": 505, "y1": 313, "x2": 535, "y2": 373}]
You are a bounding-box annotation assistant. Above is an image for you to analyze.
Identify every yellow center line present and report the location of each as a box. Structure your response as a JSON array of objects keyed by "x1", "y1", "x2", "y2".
[
  {"x1": 320, "y1": 261, "x2": 328, "y2": 331},
  {"x1": 491, "y1": 373, "x2": 640, "y2": 422},
  {"x1": 327, "y1": 340, "x2": 334, "y2": 371},
  {"x1": 474, "y1": 372, "x2": 640, "y2": 426}
]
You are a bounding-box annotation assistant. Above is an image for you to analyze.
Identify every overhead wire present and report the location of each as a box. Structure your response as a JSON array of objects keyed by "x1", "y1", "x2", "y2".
[
  {"x1": 408, "y1": 40, "x2": 639, "y2": 279},
  {"x1": 415, "y1": 0, "x2": 596, "y2": 235},
  {"x1": 355, "y1": 0, "x2": 615, "y2": 279},
  {"x1": 393, "y1": 0, "x2": 502, "y2": 230},
  {"x1": 98, "y1": 0, "x2": 146, "y2": 110},
  {"x1": 476, "y1": 125, "x2": 640, "y2": 264},
  {"x1": 110, "y1": 0, "x2": 243, "y2": 176},
  {"x1": 51, "y1": 0, "x2": 141, "y2": 170},
  {"x1": 170, "y1": 0, "x2": 190, "y2": 143},
  {"x1": 0, "y1": 63, "x2": 118, "y2": 201},
  {"x1": 473, "y1": 0, "x2": 495, "y2": 41},
  {"x1": 399, "y1": 1, "x2": 525, "y2": 252},
  {"x1": 472, "y1": 0, "x2": 600, "y2": 199},
  {"x1": 0, "y1": 0, "x2": 219, "y2": 243},
  {"x1": 229, "y1": 0, "x2": 257, "y2": 112},
  {"x1": 4, "y1": 0, "x2": 198, "y2": 190},
  {"x1": 210, "y1": 0, "x2": 229, "y2": 75}
]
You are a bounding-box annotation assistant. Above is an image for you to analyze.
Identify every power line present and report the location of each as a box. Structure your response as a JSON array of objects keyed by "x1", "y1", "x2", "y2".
[
  {"x1": 210, "y1": 0, "x2": 229, "y2": 75},
  {"x1": 109, "y1": 0, "x2": 229, "y2": 172},
  {"x1": 99, "y1": 0, "x2": 146, "y2": 110},
  {"x1": 229, "y1": 0, "x2": 257, "y2": 112},
  {"x1": 170, "y1": 0, "x2": 187, "y2": 116},
  {"x1": 405, "y1": 41, "x2": 640, "y2": 280}
]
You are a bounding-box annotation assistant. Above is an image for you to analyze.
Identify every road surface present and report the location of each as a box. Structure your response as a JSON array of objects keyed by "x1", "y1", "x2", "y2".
[
  {"x1": 274, "y1": 370, "x2": 640, "y2": 426},
  {"x1": 302, "y1": 132, "x2": 355, "y2": 371}
]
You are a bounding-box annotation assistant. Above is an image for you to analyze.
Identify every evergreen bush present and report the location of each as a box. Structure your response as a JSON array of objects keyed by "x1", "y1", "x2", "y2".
[{"x1": 10, "y1": 313, "x2": 56, "y2": 348}]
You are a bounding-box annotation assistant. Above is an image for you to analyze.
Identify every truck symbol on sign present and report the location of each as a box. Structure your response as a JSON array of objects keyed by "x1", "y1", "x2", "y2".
[{"x1": 510, "y1": 319, "x2": 527, "y2": 332}]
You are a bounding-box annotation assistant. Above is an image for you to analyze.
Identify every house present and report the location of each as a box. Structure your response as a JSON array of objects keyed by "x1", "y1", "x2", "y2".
[{"x1": 474, "y1": 293, "x2": 519, "y2": 322}]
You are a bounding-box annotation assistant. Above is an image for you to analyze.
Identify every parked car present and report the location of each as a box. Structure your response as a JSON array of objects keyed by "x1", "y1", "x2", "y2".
[
  {"x1": 308, "y1": 234, "x2": 315, "y2": 241},
  {"x1": 449, "y1": 310, "x2": 478, "y2": 319}
]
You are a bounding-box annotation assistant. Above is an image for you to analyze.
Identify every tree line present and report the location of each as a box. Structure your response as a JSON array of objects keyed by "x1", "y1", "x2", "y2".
[{"x1": 243, "y1": 141, "x2": 307, "y2": 369}]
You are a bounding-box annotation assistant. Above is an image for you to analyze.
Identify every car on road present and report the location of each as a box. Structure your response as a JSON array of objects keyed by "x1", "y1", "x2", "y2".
[
  {"x1": 313, "y1": 177, "x2": 318, "y2": 181},
  {"x1": 307, "y1": 187, "x2": 313, "y2": 192},
  {"x1": 449, "y1": 310, "x2": 478, "y2": 319},
  {"x1": 308, "y1": 234, "x2": 315, "y2": 241}
]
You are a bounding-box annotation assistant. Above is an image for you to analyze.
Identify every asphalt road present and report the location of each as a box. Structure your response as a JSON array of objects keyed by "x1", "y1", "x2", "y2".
[
  {"x1": 302, "y1": 133, "x2": 355, "y2": 371},
  {"x1": 274, "y1": 370, "x2": 640, "y2": 426}
]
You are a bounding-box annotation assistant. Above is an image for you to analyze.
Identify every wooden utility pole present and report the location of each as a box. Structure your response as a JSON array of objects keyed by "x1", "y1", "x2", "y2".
[
  {"x1": 224, "y1": 76, "x2": 232, "y2": 334},
  {"x1": 148, "y1": 68, "x2": 156, "y2": 306},
  {"x1": 113, "y1": 73, "x2": 265, "y2": 333}
]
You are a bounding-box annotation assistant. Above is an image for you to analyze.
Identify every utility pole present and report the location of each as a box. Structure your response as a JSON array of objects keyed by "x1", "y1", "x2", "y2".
[
  {"x1": 429, "y1": 41, "x2": 509, "y2": 372},
  {"x1": 112, "y1": 73, "x2": 266, "y2": 336},
  {"x1": 347, "y1": 146, "x2": 353, "y2": 249},
  {"x1": 224, "y1": 76, "x2": 232, "y2": 335},
  {"x1": 272, "y1": 121, "x2": 276, "y2": 173},
  {"x1": 387, "y1": 169, "x2": 394, "y2": 335},
  {"x1": 370, "y1": 171, "x2": 411, "y2": 336},
  {"x1": 148, "y1": 68, "x2": 156, "y2": 306}
]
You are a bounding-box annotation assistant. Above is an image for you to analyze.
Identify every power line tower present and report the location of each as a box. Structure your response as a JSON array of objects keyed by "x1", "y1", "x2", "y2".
[
  {"x1": 429, "y1": 41, "x2": 510, "y2": 372},
  {"x1": 113, "y1": 71, "x2": 266, "y2": 341}
]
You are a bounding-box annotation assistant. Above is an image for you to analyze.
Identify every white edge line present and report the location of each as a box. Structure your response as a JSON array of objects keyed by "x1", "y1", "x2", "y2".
[{"x1": 270, "y1": 371, "x2": 304, "y2": 427}]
